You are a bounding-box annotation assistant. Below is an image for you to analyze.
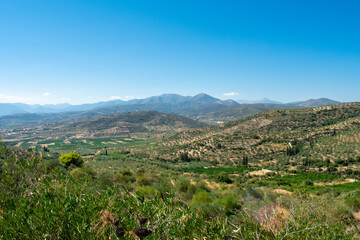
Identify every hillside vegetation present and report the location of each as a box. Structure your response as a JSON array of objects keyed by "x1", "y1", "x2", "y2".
[
  {"x1": 130, "y1": 103, "x2": 360, "y2": 168},
  {"x1": 1, "y1": 111, "x2": 206, "y2": 141}
]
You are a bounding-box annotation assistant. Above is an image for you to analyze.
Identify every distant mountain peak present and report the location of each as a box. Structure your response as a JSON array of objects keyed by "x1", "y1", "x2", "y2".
[
  {"x1": 191, "y1": 93, "x2": 220, "y2": 103},
  {"x1": 295, "y1": 98, "x2": 341, "y2": 107}
]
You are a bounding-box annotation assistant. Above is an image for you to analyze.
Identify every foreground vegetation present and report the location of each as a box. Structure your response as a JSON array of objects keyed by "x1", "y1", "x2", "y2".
[{"x1": 1, "y1": 142, "x2": 359, "y2": 239}]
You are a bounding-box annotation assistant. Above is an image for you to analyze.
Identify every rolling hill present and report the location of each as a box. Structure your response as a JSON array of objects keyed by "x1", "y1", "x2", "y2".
[
  {"x1": 128, "y1": 103, "x2": 360, "y2": 168},
  {"x1": 1, "y1": 111, "x2": 207, "y2": 140},
  {"x1": 191, "y1": 103, "x2": 301, "y2": 124},
  {"x1": 56, "y1": 111, "x2": 207, "y2": 138}
]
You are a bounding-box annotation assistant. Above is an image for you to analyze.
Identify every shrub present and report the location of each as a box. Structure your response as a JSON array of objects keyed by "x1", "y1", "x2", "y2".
[
  {"x1": 247, "y1": 188, "x2": 264, "y2": 200},
  {"x1": 215, "y1": 195, "x2": 240, "y2": 213},
  {"x1": 176, "y1": 178, "x2": 190, "y2": 193},
  {"x1": 303, "y1": 179, "x2": 314, "y2": 186},
  {"x1": 137, "y1": 186, "x2": 158, "y2": 197},
  {"x1": 345, "y1": 197, "x2": 360, "y2": 211},
  {"x1": 59, "y1": 152, "x2": 84, "y2": 167},
  {"x1": 113, "y1": 169, "x2": 135, "y2": 184},
  {"x1": 191, "y1": 191, "x2": 212, "y2": 205},
  {"x1": 97, "y1": 172, "x2": 114, "y2": 189},
  {"x1": 70, "y1": 167, "x2": 96, "y2": 180},
  {"x1": 184, "y1": 184, "x2": 197, "y2": 200},
  {"x1": 119, "y1": 169, "x2": 133, "y2": 176},
  {"x1": 327, "y1": 166, "x2": 337, "y2": 172},
  {"x1": 216, "y1": 173, "x2": 233, "y2": 184},
  {"x1": 154, "y1": 178, "x2": 172, "y2": 194},
  {"x1": 136, "y1": 176, "x2": 152, "y2": 186},
  {"x1": 42, "y1": 159, "x2": 62, "y2": 172}
]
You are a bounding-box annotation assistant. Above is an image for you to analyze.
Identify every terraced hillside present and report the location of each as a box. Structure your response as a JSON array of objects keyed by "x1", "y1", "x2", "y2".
[
  {"x1": 191, "y1": 103, "x2": 300, "y2": 124},
  {"x1": 127, "y1": 103, "x2": 360, "y2": 169}
]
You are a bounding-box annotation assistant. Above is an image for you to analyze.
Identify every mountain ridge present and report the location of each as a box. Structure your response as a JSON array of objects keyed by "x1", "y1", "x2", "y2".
[{"x1": 0, "y1": 94, "x2": 342, "y2": 117}]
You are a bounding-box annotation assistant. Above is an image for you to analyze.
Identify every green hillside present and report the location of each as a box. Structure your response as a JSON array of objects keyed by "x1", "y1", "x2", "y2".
[
  {"x1": 129, "y1": 103, "x2": 360, "y2": 168},
  {"x1": 192, "y1": 103, "x2": 300, "y2": 124}
]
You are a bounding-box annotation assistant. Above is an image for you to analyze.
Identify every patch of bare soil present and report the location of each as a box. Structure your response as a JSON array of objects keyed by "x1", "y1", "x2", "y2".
[
  {"x1": 2, "y1": 138, "x2": 23, "y2": 142},
  {"x1": 249, "y1": 169, "x2": 273, "y2": 176},
  {"x1": 273, "y1": 189, "x2": 292, "y2": 196},
  {"x1": 314, "y1": 178, "x2": 357, "y2": 186},
  {"x1": 204, "y1": 180, "x2": 232, "y2": 189},
  {"x1": 353, "y1": 211, "x2": 360, "y2": 221},
  {"x1": 204, "y1": 180, "x2": 220, "y2": 189},
  {"x1": 41, "y1": 143, "x2": 55, "y2": 147}
]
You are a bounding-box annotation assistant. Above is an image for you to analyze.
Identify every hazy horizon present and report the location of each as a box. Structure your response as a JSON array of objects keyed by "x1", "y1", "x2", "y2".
[{"x1": 1, "y1": 1, "x2": 359, "y2": 105}]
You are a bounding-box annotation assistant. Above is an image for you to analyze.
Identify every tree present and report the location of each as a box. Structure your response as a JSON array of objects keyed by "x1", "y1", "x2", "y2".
[
  {"x1": 180, "y1": 152, "x2": 190, "y2": 162},
  {"x1": 242, "y1": 155, "x2": 248, "y2": 166},
  {"x1": 59, "y1": 152, "x2": 84, "y2": 168}
]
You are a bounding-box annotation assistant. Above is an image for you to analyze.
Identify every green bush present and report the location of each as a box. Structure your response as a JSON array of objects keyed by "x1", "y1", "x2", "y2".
[
  {"x1": 113, "y1": 170, "x2": 135, "y2": 184},
  {"x1": 97, "y1": 172, "x2": 114, "y2": 189},
  {"x1": 176, "y1": 178, "x2": 190, "y2": 193},
  {"x1": 119, "y1": 168, "x2": 133, "y2": 176},
  {"x1": 137, "y1": 186, "x2": 158, "y2": 197},
  {"x1": 191, "y1": 191, "x2": 212, "y2": 205},
  {"x1": 215, "y1": 195, "x2": 240, "y2": 213},
  {"x1": 59, "y1": 152, "x2": 84, "y2": 167},
  {"x1": 136, "y1": 175, "x2": 152, "y2": 186},
  {"x1": 216, "y1": 172, "x2": 233, "y2": 184},
  {"x1": 42, "y1": 159, "x2": 62, "y2": 172},
  {"x1": 345, "y1": 197, "x2": 360, "y2": 211},
  {"x1": 303, "y1": 179, "x2": 314, "y2": 186},
  {"x1": 70, "y1": 167, "x2": 96, "y2": 180}
]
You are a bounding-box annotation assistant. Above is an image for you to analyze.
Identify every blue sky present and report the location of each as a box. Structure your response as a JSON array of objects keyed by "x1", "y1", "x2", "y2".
[{"x1": 0, "y1": 0, "x2": 359, "y2": 104}]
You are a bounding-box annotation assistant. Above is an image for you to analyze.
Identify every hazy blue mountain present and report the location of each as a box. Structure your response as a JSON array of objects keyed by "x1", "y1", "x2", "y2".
[
  {"x1": 189, "y1": 93, "x2": 220, "y2": 103},
  {"x1": 214, "y1": 99, "x2": 239, "y2": 106},
  {"x1": 0, "y1": 103, "x2": 28, "y2": 116},
  {"x1": 288, "y1": 98, "x2": 341, "y2": 107},
  {"x1": 0, "y1": 94, "x2": 341, "y2": 121},
  {"x1": 0, "y1": 93, "x2": 237, "y2": 117},
  {"x1": 61, "y1": 100, "x2": 127, "y2": 112},
  {"x1": 131, "y1": 94, "x2": 190, "y2": 105},
  {"x1": 235, "y1": 98, "x2": 284, "y2": 104}
]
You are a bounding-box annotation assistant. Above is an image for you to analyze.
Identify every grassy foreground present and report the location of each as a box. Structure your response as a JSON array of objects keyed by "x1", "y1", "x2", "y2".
[{"x1": 0, "y1": 143, "x2": 358, "y2": 239}]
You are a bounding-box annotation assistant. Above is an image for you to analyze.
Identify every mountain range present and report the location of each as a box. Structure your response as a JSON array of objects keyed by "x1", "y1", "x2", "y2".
[
  {"x1": 0, "y1": 94, "x2": 344, "y2": 129},
  {"x1": 0, "y1": 93, "x2": 340, "y2": 117}
]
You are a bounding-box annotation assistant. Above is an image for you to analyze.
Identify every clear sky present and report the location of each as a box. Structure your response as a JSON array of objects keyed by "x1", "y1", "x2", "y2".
[{"x1": 1, "y1": 0, "x2": 359, "y2": 104}]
